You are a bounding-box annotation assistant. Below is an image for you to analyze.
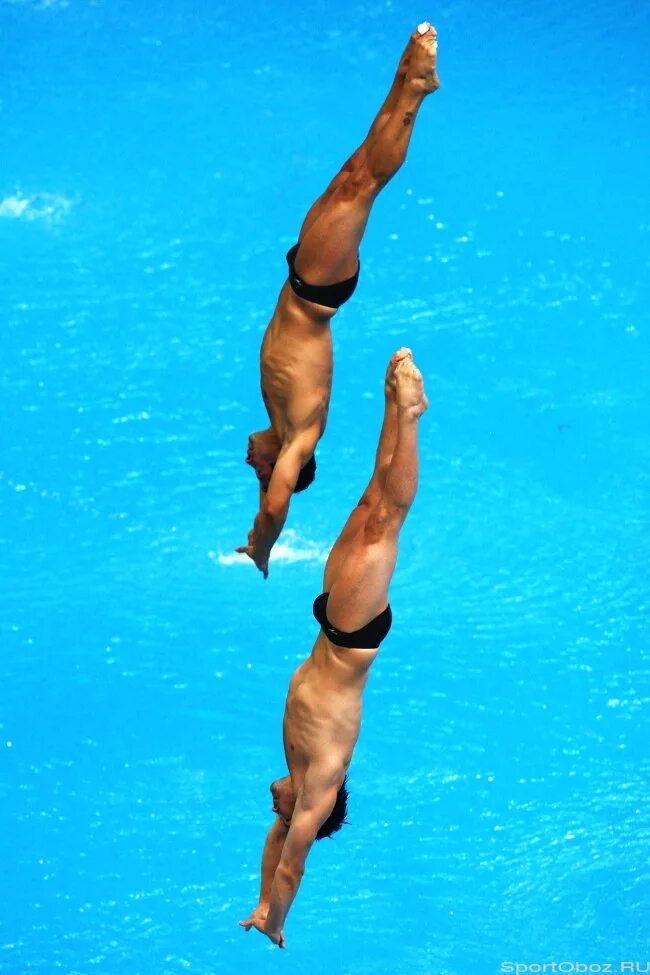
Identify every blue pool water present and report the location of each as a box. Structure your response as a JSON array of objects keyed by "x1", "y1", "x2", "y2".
[{"x1": 1, "y1": 1, "x2": 649, "y2": 972}]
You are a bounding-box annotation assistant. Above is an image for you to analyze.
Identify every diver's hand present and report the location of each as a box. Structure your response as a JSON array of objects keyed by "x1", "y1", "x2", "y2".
[
  {"x1": 238, "y1": 903, "x2": 268, "y2": 929},
  {"x1": 235, "y1": 531, "x2": 269, "y2": 579},
  {"x1": 238, "y1": 908, "x2": 285, "y2": 948}
]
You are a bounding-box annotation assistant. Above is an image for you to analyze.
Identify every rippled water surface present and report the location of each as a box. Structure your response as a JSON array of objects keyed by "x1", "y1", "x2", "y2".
[{"x1": 1, "y1": 0, "x2": 649, "y2": 972}]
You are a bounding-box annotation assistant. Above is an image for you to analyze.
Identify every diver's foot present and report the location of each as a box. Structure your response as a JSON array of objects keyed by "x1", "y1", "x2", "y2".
[
  {"x1": 405, "y1": 24, "x2": 440, "y2": 95},
  {"x1": 395, "y1": 355, "x2": 428, "y2": 418},
  {"x1": 385, "y1": 347, "x2": 412, "y2": 398},
  {"x1": 395, "y1": 30, "x2": 419, "y2": 80}
]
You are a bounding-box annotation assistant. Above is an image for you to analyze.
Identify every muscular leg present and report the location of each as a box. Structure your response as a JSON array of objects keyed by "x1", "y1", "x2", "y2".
[
  {"x1": 294, "y1": 26, "x2": 440, "y2": 287},
  {"x1": 323, "y1": 352, "x2": 428, "y2": 631},
  {"x1": 322, "y1": 348, "x2": 409, "y2": 584},
  {"x1": 297, "y1": 32, "x2": 416, "y2": 242}
]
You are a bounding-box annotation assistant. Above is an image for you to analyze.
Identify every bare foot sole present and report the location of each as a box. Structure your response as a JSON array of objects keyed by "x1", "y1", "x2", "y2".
[
  {"x1": 395, "y1": 357, "x2": 429, "y2": 417},
  {"x1": 405, "y1": 25, "x2": 440, "y2": 95},
  {"x1": 385, "y1": 347, "x2": 413, "y2": 397}
]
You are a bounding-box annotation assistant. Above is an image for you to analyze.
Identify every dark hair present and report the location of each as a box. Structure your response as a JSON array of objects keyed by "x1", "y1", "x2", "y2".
[
  {"x1": 315, "y1": 777, "x2": 349, "y2": 841},
  {"x1": 293, "y1": 454, "x2": 317, "y2": 494}
]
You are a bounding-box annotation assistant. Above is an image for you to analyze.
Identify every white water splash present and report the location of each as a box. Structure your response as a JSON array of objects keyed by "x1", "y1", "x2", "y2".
[
  {"x1": 0, "y1": 192, "x2": 74, "y2": 223},
  {"x1": 211, "y1": 529, "x2": 328, "y2": 567}
]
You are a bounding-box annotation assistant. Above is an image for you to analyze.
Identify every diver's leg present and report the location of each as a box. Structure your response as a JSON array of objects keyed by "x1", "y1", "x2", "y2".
[
  {"x1": 321, "y1": 349, "x2": 408, "y2": 589},
  {"x1": 321, "y1": 348, "x2": 410, "y2": 588},
  {"x1": 323, "y1": 355, "x2": 428, "y2": 625},
  {"x1": 360, "y1": 347, "x2": 414, "y2": 504},
  {"x1": 297, "y1": 31, "x2": 417, "y2": 242},
  {"x1": 294, "y1": 26, "x2": 440, "y2": 286}
]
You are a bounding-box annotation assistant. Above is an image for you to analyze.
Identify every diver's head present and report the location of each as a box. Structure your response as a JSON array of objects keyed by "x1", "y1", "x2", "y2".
[
  {"x1": 269, "y1": 774, "x2": 349, "y2": 839},
  {"x1": 270, "y1": 776, "x2": 297, "y2": 829},
  {"x1": 246, "y1": 433, "x2": 317, "y2": 495},
  {"x1": 246, "y1": 429, "x2": 281, "y2": 490}
]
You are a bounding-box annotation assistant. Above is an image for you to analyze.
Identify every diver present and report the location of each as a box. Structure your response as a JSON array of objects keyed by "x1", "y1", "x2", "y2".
[
  {"x1": 237, "y1": 24, "x2": 440, "y2": 577},
  {"x1": 239, "y1": 349, "x2": 427, "y2": 947}
]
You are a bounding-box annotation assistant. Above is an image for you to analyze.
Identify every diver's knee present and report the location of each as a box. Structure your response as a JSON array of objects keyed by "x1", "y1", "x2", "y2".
[{"x1": 336, "y1": 165, "x2": 380, "y2": 202}]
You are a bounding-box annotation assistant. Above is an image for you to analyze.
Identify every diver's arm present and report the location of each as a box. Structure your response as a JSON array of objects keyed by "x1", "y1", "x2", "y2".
[
  {"x1": 237, "y1": 432, "x2": 316, "y2": 578},
  {"x1": 259, "y1": 817, "x2": 289, "y2": 904},
  {"x1": 239, "y1": 817, "x2": 288, "y2": 934},
  {"x1": 263, "y1": 782, "x2": 338, "y2": 944}
]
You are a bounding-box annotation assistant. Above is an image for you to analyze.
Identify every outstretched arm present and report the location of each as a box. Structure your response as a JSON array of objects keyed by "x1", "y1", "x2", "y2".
[
  {"x1": 242, "y1": 771, "x2": 340, "y2": 948},
  {"x1": 237, "y1": 431, "x2": 317, "y2": 579},
  {"x1": 265, "y1": 780, "x2": 338, "y2": 946},
  {"x1": 259, "y1": 818, "x2": 289, "y2": 904},
  {"x1": 239, "y1": 817, "x2": 288, "y2": 933}
]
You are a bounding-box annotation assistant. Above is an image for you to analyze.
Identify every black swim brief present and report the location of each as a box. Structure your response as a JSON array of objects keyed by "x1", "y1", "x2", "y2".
[
  {"x1": 286, "y1": 243, "x2": 360, "y2": 310},
  {"x1": 313, "y1": 592, "x2": 392, "y2": 649}
]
